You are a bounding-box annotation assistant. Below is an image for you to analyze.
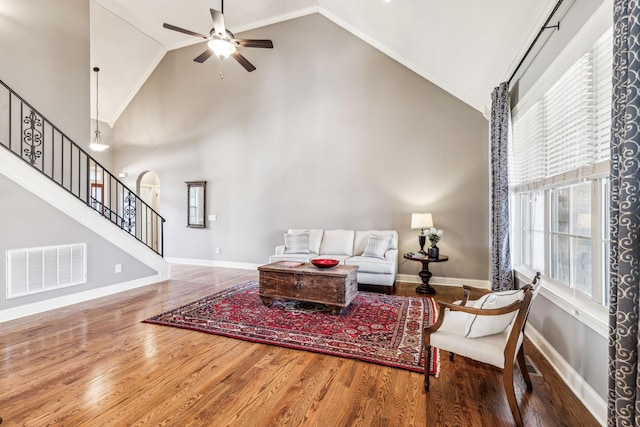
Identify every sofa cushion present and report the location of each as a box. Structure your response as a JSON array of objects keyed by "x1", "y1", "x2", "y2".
[
  {"x1": 288, "y1": 229, "x2": 323, "y2": 254},
  {"x1": 319, "y1": 229, "x2": 355, "y2": 256},
  {"x1": 284, "y1": 232, "x2": 310, "y2": 254},
  {"x1": 354, "y1": 230, "x2": 398, "y2": 255},
  {"x1": 345, "y1": 256, "x2": 394, "y2": 274},
  {"x1": 464, "y1": 289, "x2": 524, "y2": 338},
  {"x1": 362, "y1": 234, "x2": 393, "y2": 259}
]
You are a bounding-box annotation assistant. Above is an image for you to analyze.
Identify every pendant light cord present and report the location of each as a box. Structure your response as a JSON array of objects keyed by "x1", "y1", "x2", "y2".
[{"x1": 94, "y1": 67, "x2": 100, "y2": 141}]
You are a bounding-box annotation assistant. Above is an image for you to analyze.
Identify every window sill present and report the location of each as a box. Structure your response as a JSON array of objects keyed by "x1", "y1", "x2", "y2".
[{"x1": 514, "y1": 266, "x2": 608, "y2": 338}]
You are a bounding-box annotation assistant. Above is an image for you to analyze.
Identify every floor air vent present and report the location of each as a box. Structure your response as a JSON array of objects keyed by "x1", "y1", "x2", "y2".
[
  {"x1": 7, "y1": 243, "x2": 87, "y2": 299},
  {"x1": 524, "y1": 355, "x2": 542, "y2": 376}
]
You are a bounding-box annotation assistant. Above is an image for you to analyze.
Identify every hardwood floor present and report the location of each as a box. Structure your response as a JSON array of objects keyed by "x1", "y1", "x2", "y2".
[{"x1": 0, "y1": 265, "x2": 600, "y2": 426}]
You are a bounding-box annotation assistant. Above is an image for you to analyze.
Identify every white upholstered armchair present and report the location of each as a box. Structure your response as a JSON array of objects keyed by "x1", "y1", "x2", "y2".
[{"x1": 423, "y1": 273, "x2": 541, "y2": 427}]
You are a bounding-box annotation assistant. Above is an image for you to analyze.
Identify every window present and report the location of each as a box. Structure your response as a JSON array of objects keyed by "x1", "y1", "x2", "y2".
[
  {"x1": 515, "y1": 190, "x2": 544, "y2": 273},
  {"x1": 510, "y1": 23, "x2": 612, "y2": 327},
  {"x1": 549, "y1": 182, "x2": 592, "y2": 296}
]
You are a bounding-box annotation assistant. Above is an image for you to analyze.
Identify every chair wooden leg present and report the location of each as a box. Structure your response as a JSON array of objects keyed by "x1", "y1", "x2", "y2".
[
  {"x1": 517, "y1": 346, "x2": 533, "y2": 390},
  {"x1": 424, "y1": 345, "x2": 431, "y2": 391},
  {"x1": 503, "y1": 367, "x2": 524, "y2": 427}
]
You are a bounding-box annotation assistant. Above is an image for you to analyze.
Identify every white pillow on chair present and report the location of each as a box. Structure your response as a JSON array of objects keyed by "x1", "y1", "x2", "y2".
[{"x1": 464, "y1": 289, "x2": 524, "y2": 338}]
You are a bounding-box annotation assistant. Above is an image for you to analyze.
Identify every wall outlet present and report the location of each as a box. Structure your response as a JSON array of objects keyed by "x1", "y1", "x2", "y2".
[
  {"x1": 215, "y1": 248, "x2": 221, "y2": 254},
  {"x1": 115, "y1": 264, "x2": 122, "y2": 273}
]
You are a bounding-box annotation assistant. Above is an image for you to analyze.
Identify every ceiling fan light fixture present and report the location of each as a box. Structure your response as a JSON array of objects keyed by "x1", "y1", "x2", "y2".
[{"x1": 208, "y1": 38, "x2": 236, "y2": 59}]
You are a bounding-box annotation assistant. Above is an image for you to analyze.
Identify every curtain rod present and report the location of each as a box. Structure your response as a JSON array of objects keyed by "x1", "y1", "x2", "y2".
[{"x1": 508, "y1": 0, "x2": 564, "y2": 85}]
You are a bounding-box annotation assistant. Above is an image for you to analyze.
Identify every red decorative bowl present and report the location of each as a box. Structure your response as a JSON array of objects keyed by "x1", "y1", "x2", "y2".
[{"x1": 311, "y1": 258, "x2": 340, "y2": 268}]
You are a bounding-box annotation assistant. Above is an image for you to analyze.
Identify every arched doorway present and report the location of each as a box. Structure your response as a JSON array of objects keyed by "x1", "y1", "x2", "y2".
[{"x1": 137, "y1": 171, "x2": 161, "y2": 251}]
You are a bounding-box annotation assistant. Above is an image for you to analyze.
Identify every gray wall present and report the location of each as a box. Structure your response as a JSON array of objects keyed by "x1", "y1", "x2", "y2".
[
  {"x1": 528, "y1": 295, "x2": 608, "y2": 400},
  {"x1": 110, "y1": 14, "x2": 490, "y2": 280},
  {"x1": 0, "y1": 173, "x2": 157, "y2": 309},
  {"x1": 511, "y1": 0, "x2": 607, "y2": 403}
]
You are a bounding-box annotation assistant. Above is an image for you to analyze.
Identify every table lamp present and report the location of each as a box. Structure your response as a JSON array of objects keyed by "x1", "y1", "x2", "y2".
[{"x1": 411, "y1": 212, "x2": 433, "y2": 255}]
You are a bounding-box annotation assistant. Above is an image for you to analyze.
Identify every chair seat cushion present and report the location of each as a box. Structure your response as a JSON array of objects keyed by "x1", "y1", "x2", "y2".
[{"x1": 430, "y1": 310, "x2": 517, "y2": 369}]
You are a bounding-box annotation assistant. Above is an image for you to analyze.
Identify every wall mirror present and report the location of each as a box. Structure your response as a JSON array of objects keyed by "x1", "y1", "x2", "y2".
[{"x1": 186, "y1": 181, "x2": 206, "y2": 228}]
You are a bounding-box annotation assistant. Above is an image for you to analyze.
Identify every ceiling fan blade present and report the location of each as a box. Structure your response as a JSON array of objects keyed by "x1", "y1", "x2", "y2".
[
  {"x1": 232, "y1": 52, "x2": 256, "y2": 72},
  {"x1": 163, "y1": 23, "x2": 208, "y2": 39},
  {"x1": 210, "y1": 9, "x2": 226, "y2": 35},
  {"x1": 235, "y1": 39, "x2": 274, "y2": 49},
  {"x1": 193, "y1": 49, "x2": 214, "y2": 63}
]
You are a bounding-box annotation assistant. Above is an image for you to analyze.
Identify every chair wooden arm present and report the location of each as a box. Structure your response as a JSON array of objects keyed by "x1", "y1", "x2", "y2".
[{"x1": 424, "y1": 299, "x2": 521, "y2": 335}]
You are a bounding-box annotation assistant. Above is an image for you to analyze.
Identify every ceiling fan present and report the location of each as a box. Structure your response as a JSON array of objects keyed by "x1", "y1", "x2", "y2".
[{"x1": 162, "y1": 2, "x2": 273, "y2": 74}]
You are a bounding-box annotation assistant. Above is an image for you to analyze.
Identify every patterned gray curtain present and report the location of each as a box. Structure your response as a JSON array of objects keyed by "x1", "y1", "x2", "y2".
[
  {"x1": 490, "y1": 82, "x2": 514, "y2": 291},
  {"x1": 608, "y1": 1, "x2": 640, "y2": 425}
]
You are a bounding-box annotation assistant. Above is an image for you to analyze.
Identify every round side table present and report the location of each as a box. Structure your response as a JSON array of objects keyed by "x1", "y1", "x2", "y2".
[{"x1": 403, "y1": 253, "x2": 449, "y2": 295}]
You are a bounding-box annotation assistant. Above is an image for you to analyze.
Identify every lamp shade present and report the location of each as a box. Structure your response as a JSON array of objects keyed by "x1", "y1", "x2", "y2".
[{"x1": 411, "y1": 212, "x2": 433, "y2": 230}]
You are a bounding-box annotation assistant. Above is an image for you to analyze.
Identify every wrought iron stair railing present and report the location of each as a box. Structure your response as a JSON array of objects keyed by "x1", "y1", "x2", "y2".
[{"x1": 0, "y1": 78, "x2": 165, "y2": 256}]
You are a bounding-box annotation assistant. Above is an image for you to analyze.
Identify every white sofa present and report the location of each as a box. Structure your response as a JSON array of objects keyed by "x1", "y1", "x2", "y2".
[{"x1": 269, "y1": 229, "x2": 398, "y2": 292}]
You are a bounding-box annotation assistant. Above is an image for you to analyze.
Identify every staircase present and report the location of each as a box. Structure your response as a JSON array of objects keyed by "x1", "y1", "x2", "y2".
[{"x1": 0, "y1": 78, "x2": 166, "y2": 257}]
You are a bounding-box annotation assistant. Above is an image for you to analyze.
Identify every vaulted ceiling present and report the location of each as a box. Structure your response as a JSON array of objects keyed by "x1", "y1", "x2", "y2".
[{"x1": 91, "y1": 0, "x2": 559, "y2": 126}]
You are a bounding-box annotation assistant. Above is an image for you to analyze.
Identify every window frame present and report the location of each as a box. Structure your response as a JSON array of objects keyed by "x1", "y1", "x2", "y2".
[
  {"x1": 512, "y1": 172, "x2": 609, "y2": 338},
  {"x1": 509, "y1": 3, "x2": 612, "y2": 338}
]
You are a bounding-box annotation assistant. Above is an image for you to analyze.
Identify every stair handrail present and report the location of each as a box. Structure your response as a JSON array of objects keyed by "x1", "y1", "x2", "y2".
[{"x1": 0, "y1": 78, "x2": 166, "y2": 256}]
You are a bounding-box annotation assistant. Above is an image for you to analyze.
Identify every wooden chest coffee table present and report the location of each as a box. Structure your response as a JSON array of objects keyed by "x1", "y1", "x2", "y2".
[{"x1": 257, "y1": 262, "x2": 358, "y2": 314}]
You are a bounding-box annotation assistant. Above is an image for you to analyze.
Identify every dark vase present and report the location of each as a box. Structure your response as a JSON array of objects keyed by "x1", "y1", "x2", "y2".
[{"x1": 427, "y1": 246, "x2": 439, "y2": 258}]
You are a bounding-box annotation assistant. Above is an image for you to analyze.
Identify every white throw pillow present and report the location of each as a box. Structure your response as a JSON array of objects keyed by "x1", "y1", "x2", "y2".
[
  {"x1": 284, "y1": 232, "x2": 310, "y2": 254},
  {"x1": 464, "y1": 289, "x2": 524, "y2": 338},
  {"x1": 288, "y1": 229, "x2": 323, "y2": 254},
  {"x1": 362, "y1": 234, "x2": 393, "y2": 259}
]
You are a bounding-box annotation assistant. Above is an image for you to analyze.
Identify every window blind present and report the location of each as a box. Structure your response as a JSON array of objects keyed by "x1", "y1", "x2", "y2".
[
  {"x1": 511, "y1": 102, "x2": 544, "y2": 186},
  {"x1": 511, "y1": 27, "x2": 612, "y2": 190},
  {"x1": 594, "y1": 30, "x2": 613, "y2": 163}
]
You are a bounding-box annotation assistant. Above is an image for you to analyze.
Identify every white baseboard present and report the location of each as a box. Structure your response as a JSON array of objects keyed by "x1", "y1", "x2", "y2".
[
  {"x1": 396, "y1": 274, "x2": 491, "y2": 289},
  {"x1": 165, "y1": 257, "x2": 260, "y2": 271},
  {"x1": 526, "y1": 325, "x2": 606, "y2": 426},
  {"x1": 0, "y1": 274, "x2": 164, "y2": 323}
]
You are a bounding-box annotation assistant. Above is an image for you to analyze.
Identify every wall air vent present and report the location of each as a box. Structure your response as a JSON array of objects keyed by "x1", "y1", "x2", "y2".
[{"x1": 7, "y1": 243, "x2": 87, "y2": 299}]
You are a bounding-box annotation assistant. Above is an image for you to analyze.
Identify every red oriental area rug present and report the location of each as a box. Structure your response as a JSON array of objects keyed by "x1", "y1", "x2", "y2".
[{"x1": 143, "y1": 281, "x2": 439, "y2": 375}]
